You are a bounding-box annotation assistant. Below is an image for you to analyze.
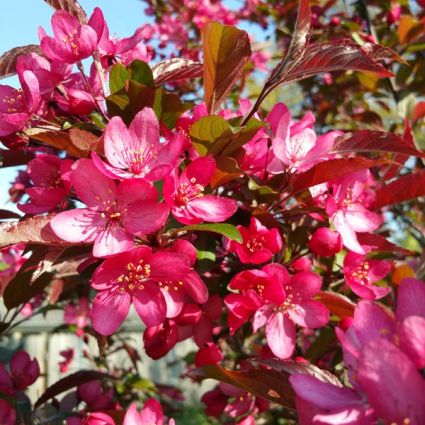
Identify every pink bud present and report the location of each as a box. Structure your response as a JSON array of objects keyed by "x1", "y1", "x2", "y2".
[
  {"x1": 309, "y1": 228, "x2": 343, "y2": 257},
  {"x1": 195, "y1": 343, "x2": 223, "y2": 367},
  {"x1": 10, "y1": 351, "x2": 40, "y2": 390},
  {"x1": 292, "y1": 257, "x2": 313, "y2": 272},
  {"x1": 0, "y1": 400, "x2": 16, "y2": 425},
  {"x1": 83, "y1": 412, "x2": 115, "y2": 425},
  {"x1": 387, "y1": 4, "x2": 401, "y2": 24}
]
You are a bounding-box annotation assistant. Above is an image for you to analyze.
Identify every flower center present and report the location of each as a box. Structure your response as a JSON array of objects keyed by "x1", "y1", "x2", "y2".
[
  {"x1": 117, "y1": 260, "x2": 151, "y2": 293},
  {"x1": 245, "y1": 236, "x2": 265, "y2": 253},
  {"x1": 350, "y1": 261, "x2": 370, "y2": 285},
  {"x1": 174, "y1": 178, "x2": 204, "y2": 207},
  {"x1": 158, "y1": 280, "x2": 184, "y2": 292},
  {"x1": 127, "y1": 145, "x2": 158, "y2": 175}
]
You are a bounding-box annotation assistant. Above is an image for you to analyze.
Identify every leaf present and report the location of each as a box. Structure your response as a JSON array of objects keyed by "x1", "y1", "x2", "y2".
[
  {"x1": 210, "y1": 156, "x2": 244, "y2": 189},
  {"x1": 188, "y1": 364, "x2": 295, "y2": 408},
  {"x1": 0, "y1": 149, "x2": 35, "y2": 167},
  {"x1": 373, "y1": 169, "x2": 425, "y2": 210},
  {"x1": 152, "y1": 58, "x2": 203, "y2": 85},
  {"x1": 43, "y1": 0, "x2": 88, "y2": 24},
  {"x1": 0, "y1": 210, "x2": 22, "y2": 220},
  {"x1": 0, "y1": 45, "x2": 42, "y2": 79},
  {"x1": 109, "y1": 63, "x2": 129, "y2": 94},
  {"x1": 0, "y1": 215, "x2": 77, "y2": 249},
  {"x1": 34, "y1": 370, "x2": 113, "y2": 408},
  {"x1": 4, "y1": 270, "x2": 53, "y2": 309},
  {"x1": 333, "y1": 131, "x2": 425, "y2": 158},
  {"x1": 128, "y1": 60, "x2": 154, "y2": 87},
  {"x1": 291, "y1": 158, "x2": 387, "y2": 193},
  {"x1": 190, "y1": 115, "x2": 231, "y2": 156},
  {"x1": 357, "y1": 233, "x2": 413, "y2": 255},
  {"x1": 202, "y1": 22, "x2": 251, "y2": 113},
  {"x1": 413, "y1": 101, "x2": 425, "y2": 123},
  {"x1": 172, "y1": 223, "x2": 242, "y2": 242},
  {"x1": 25, "y1": 127, "x2": 100, "y2": 158},
  {"x1": 316, "y1": 291, "x2": 355, "y2": 319}
]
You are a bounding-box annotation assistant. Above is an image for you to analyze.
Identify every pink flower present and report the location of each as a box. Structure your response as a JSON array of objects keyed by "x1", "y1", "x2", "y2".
[
  {"x1": 268, "y1": 103, "x2": 340, "y2": 173},
  {"x1": 59, "y1": 348, "x2": 74, "y2": 373},
  {"x1": 90, "y1": 246, "x2": 190, "y2": 335},
  {"x1": 92, "y1": 108, "x2": 183, "y2": 181},
  {"x1": 18, "y1": 154, "x2": 73, "y2": 214},
  {"x1": 226, "y1": 217, "x2": 283, "y2": 264},
  {"x1": 226, "y1": 264, "x2": 329, "y2": 358},
  {"x1": 39, "y1": 10, "x2": 100, "y2": 64},
  {"x1": 124, "y1": 399, "x2": 175, "y2": 425},
  {"x1": 0, "y1": 400, "x2": 16, "y2": 425},
  {"x1": 143, "y1": 319, "x2": 179, "y2": 359},
  {"x1": 9, "y1": 351, "x2": 39, "y2": 391},
  {"x1": 51, "y1": 159, "x2": 169, "y2": 257},
  {"x1": 343, "y1": 251, "x2": 391, "y2": 300},
  {"x1": 164, "y1": 156, "x2": 238, "y2": 224},
  {"x1": 326, "y1": 171, "x2": 382, "y2": 254},
  {"x1": 160, "y1": 239, "x2": 208, "y2": 318},
  {"x1": 64, "y1": 298, "x2": 91, "y2": 336},
  {"x1": 308, "y1": 227, "x2": 342, "y2": 257},
  {"x1": 0, "y1": 71, "x2": 40, "y2": 136},
  {"x1": 77, "y1": 380, "x2": 114, "y2": 410},
  {"x1": 0, "y1": 244, "x2": 25, "y2": 296}
]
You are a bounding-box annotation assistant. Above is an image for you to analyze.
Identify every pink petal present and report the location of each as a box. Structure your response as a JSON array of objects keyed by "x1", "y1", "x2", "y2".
[
  {"x1": 123, "y1": 402, "x2": 142, "y2": 425},
  {"x1": 139, "y1": 399, "x2": 164, "y2": 425},
  {"x1": 186, "y1": 195, "x2": 237, "y2": 223},
  {"x1": 183, "y1": 271, "x2": 208, "y2": 304},
  {"x1": 129, "y1": 107, "x2": 160, "y2": 153},
  {"x1": 253, "y1": 304, "x2": 273, "y2": 332},
  {"x1": 93, "y1": 223, "x2": 134, "y2": 257},
  {"x1": 71, "y1": 159, "x2": 117, "y2": 209},
  {"x1": 181, "y1": 156, "x2": 215, "y2": 186},
  {"x1": 116, "y1": 179, "x2": 157, "y2": 205},
  {"x1": 92, "y1": 289, "x2": 131, "y2": 335},
  {"x1": 51, "y1": 11, "x2": 79, "y2": 39},
  {"x1": 123, "y1": 200, "x2": 169, "y2": 235},
  {"x1": 162, "y1": 287, "x2": 184, "y2": 318},
  {"x1": 287, "y1": 300, "x2": 329, "y2": 328},
  {"x1": 51, "y1": 209, "x2": 103, "y2": 243},
  {"x1": 149, "y1": 252, "x2": 190, "y2": 281},
  {"x1": 104, "y1": 116, "x2": 132, "y2": 169},
  {"x1": 266, "y1": 102, "x2": 290, "y2": 135},
  {"x1": 266, "y1": 311, "x2": 296, "y2": 359},
  {"x1": 91, "y1": 151, "x2": 133, "y2": 179},
  {"x1": 289, "y1": 374, "x2": 362, "y2": 411},
  {"x1": 358, "y1": 339, "x2": 425, "y2": 424},
  {"x1": 398, "y1": 316, "x2": 425, "y2": 369},
  {"x1": 289, "y1": 271, "x2": 322, "y2": 299},
  {"x1": 133, "y1": 281, "x2": 166, "y2": 326},
  {"x1": 345, "y1": 205, "x2": 382, "y2": 233},
  {"x1": 332, "y1": 211, "x2": 365, "y2": 254},
  {"x1": 396, "y1": 278, "x2": 425, "y2": 321}
]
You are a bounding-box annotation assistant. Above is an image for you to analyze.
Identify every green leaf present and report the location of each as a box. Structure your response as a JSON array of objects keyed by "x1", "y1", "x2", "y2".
[
  {"x1": 190, "y1": 116, "x2": 232, "y2": 155},
  {"x1": 129, "y1": 60, "x2": 154, "y2": 87},
  {"x1": 109, "y1": 63, "x2": 129, "y2": 94},
  {"x1": 173, "y1": 223, "x2": 242, "y2": 242}
]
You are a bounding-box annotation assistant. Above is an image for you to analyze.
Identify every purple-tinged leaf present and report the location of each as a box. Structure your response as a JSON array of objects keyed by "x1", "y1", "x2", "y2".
[
  {"x1": 43, "y1": 0, "x2": 87, "y2": 24},
  {"x1": 0, "y1": 45, "x2": 41, "y2": 79},
  {"x1": 152, "y1": 58, "x2": 203, "y2": 86}
]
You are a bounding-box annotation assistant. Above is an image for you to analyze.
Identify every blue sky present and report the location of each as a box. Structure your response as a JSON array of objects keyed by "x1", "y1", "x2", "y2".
[{"x1": 0, "y1": 0, "x2": 154, "y2": 210}]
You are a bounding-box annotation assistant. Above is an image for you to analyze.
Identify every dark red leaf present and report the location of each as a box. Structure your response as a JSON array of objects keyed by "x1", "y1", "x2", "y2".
[
  {"x1": 275, "y1": 40, "x2": 393, "y2": 88},
  {"x1": 291, "y1": 158, "x2": 387, "y2": 193},
  {"x1": 43, "y1": 0, "x2": 88, "y2": 24},
  {"x1": 413, "y1": 101, "x2": 425, "y2": 123},
  {"x1": 373, "y1": 169, "x2": 425, "y2": 209},
  {"x1": 333, "y1": 130, "x2": 425, "y2": 158},
  {"x1": 0, "y1": 149, "x2": 35, "y2": 167},
  {"x1": 357, "y1": 233, "x2": 413, "y2": 255},
  {"x1": 152, "y1": 58, "x2": 203, "y2": 86},
  {"x1": 0, "y1": 210, "x2": 22, "y2": 220},
  {"x1": 0, "y1": 45, "x2": 42, "y2": 79},
  {"x1": 34, "y1": 371, "x2": 113, "y2": 408},
  {"x1": 316, "y1": 291, "x2": 356, "y2": 319},
  {"x1": 0, "y1": 215, "x2": 78, "y2": 249},
  {"x1": 188, "y1": 364, "x2": 296, "y2": 408}
]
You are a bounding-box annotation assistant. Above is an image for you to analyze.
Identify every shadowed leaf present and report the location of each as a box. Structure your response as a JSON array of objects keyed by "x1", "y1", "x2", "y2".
[{"x1": 43, "y1": 0, "x2": 88, "y2": 24}]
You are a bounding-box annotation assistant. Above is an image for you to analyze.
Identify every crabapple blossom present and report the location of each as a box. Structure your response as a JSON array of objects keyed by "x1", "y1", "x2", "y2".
[
  {"x1": 164, "y1": 156, "x2": 238, "y2": 224},
  {"x1": 90, "y1": 246, "x2": 190, "y2": 335},
  {"x1": 51, "y1": 159, "x2": 169, "y2": 257},
  {"x1": 18, "y1": 154, "x2": 73, "y2": 214},
  {"x1": 39, "y1": 10, "x2": 100, "y2": 63},
  {"x1": 308, "y1": 227, "x2": 342, "y2": 257},
  {"x1": 92, "y1": 107, "x2": 183, "y2": 181},
  {"x1": 226, "y1": 217, "x2": 283, "y2": 264},
  {"x1": 343, "y1": 251, "x2": 391, "y2": 299}
]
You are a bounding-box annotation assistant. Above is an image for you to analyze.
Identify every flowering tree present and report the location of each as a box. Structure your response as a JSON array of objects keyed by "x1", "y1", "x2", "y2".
[{"x1": 0, "y1": 0, "x2": 425, "y2": 424}]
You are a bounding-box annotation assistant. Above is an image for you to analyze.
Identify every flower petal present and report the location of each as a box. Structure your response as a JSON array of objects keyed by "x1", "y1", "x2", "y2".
[
  {"x1": 133, "y1": 281, "x2": 166, "y2": 326},
  {"x1": 288, "y1": 300, "x2": 329, "y2": 328},
  {"x1": 93, "y1": 223, "x2": 134, "y2": 257},
  {"x1": 186, "y1": 195, "x2": 237, "y2": 223},
  {"x1": 266, "y1": 311, "x2": 295, "y2": 359},
  {"x1": 123, "y1": 200, "x2": 169, "y2": 235}
]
